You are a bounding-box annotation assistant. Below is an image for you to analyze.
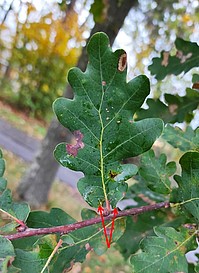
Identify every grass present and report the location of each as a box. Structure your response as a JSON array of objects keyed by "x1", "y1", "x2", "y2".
[
  {"x1": 0, "y1": 101, "x2": 47, "y2": 139},
  {"x1": 0, "y1": 100, "x2": 132, "y2": 273}
]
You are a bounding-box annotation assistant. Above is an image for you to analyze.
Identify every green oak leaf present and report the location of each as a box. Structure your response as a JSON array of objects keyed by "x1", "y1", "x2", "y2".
[
  {"x1": 165, "y1": 89, "x2": 199, "y2": 123},
  {"x1": 116, "y1": 177, "x2": 185, "y2": 260},
  {"x1": 171, "y1": 152, "x2": 199, "y2": 223},
  {"x1": 53, "y1": 32, "x2": 163, "y2": 208},
  {"x1": 130, "y1": 226, "x2": 195, "y2": 273},
  {"x1": 163, "y1": 125, "x2": 199, "y2": 151},
  {"x1": 139, "y1": 150, "x2": 176, "y2": 194},
  {"x1": 27, "y1": 208, "x2": 75, "y2": 228},
  {"x1": 192, "y1": 73, "x2": 199, "y2": 84},
  {"x1": 0, "y1": 236, "x2": 15, "y2": 272},
  {"x1": 12, "y1": 249, "x2": 47, "y2": 273},
  {"x1": 116, "y1": 210, "x2": 167, "y2": 260},
  {"x1": 0, "y1": 150, "x2": 30, "y2": 233},
  {"x1": 149, "y1": 38, "x2": 199, "y2": 80},
  {"x1": 135, "y1": 88, "x2": 199, "y2": 124},
  {"x1": 90, "y1": 0, "x2": 106, "y2": 23}
]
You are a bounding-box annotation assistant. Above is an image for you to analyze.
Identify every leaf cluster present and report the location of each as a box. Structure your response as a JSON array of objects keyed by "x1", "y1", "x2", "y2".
[{"x1": 0, "y1": 32, "x2": 199, "y2": 272}]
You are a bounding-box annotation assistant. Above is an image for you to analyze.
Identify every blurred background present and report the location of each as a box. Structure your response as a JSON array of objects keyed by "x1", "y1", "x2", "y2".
[{"x1": 0, "y1": 0, "x2": 198, "y2": 272}]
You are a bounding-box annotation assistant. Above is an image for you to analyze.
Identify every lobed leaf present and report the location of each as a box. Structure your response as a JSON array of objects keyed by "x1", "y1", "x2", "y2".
[
  {"x1": 163, "y1": 125, "x2": 199, "y2": 151},
  {"x1": 135, "y1": 88, "x2": 199, "y2": 124},
  {"x1": 149, "y1": 38, "x2": 199, "y2": 80},
  {"x1": 12, "y1": 249, "x2": 47, "y2": 273},
  {"x1": 130, "y1": 226, "x2": 195, "y2": 273},
  {"x1": 171, "y1": 151, "x2": 199, "y2": 223},
  {"x1": 116, "y1": 211, "x2": 168, "y2": 260},
  {"x1": 139, "y1": 150, "x2": 176, "y2": 194},
  {"x1": 53, "y1": 32, "x2": 163, "y2": 208}
]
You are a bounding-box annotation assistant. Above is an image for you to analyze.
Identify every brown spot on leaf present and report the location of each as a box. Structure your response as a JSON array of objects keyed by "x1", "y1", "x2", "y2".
[
  {"x1": 169, "y1": 104, "x2": 178, "y2": 115},
  {"x1": 161, "y1": 51, "x2": 169, "y2": 67},
  {"x1": 85, "y1": 243, "x2": 92, "y2": 251},
  {"x1": 66, "y1": 130, "x2": 84, "y2": 156},
  {"x1": 192, "y1": 82, "x2": 199, "y2": 90},
  {"x1": 118, "y1": 52, "x2": 127, "y2": 72},
  {"x1": 109, "y1": 170, "x2": 118, "y2": 179},
  {"x1": 176, "y1": 50, "x2": 192, "y2": 63}
]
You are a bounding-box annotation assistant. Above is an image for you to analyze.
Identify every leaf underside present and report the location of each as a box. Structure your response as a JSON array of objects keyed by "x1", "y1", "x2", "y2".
[{"x1": 54, "y1": 32, "x2": 163, "y2": 207}]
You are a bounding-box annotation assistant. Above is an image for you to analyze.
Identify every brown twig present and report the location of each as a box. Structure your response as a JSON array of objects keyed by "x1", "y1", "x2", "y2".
[{"x1": 3, "y1": 201, "x2": 170, "y2": 241}]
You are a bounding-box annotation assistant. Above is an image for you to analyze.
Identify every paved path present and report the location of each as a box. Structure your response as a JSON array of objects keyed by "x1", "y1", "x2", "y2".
[{"x1": 0, "y1": 119, "x2": 83, "y2": 187}]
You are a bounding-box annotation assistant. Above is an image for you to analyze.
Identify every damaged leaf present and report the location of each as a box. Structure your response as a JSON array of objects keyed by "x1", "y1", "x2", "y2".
[
  {"x1": 53, "y1": 32, "x2": 163, "y2": 208},
  {"x1": 149, "y1": 38, "x2": 199, "y2": 80}
]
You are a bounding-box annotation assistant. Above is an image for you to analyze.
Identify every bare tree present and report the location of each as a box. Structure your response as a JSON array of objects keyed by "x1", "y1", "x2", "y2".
[{"x1": 17, "y1": 0, "x2": 138, "y2": 207}]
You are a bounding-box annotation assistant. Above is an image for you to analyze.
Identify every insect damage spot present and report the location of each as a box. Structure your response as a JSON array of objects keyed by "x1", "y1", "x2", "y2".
[
  {"x1": 176, "y1": 50, "x2": 192, "y2": 63},
  {"x1": 66, "y1": 130, "x2": 85, "y2": 157},
  {"x1": 118, "y1": 52, "x2": 127, "y2": 72},
  {"x1": 161, "y1": 51, "x2": 169, "y2": 67}
]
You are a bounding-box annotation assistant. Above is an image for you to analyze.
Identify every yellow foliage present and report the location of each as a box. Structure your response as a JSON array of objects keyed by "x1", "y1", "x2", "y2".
[
  {"x1": 20, "y1": 3, "x2": 84, "y2": 66},
  {"x1": 182, "y1": 14, "x2": 191, "y2": 23},
  {"x1": 41, "y1": 84, "x2": 49, "y2": 93}
]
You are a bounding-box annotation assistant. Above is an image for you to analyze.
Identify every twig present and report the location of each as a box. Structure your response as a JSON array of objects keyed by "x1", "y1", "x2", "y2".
[
  {"x1": 3, "y1": 201, "x2": 170, "y2": 241},
  {"x1": 40, "y1": 239, "x2": 63, "y2": 273},
  {"x1": 0, "y1": 208, "x2": 27, "y2": 230}
]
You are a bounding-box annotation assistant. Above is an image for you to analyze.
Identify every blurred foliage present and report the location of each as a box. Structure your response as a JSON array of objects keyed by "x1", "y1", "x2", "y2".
[
  {"x1": 0, "y1": 1, "x2": 85, "y2": 117},
  {"x1": 121, "y1": 0, "x2": 199, "y2": 76}
]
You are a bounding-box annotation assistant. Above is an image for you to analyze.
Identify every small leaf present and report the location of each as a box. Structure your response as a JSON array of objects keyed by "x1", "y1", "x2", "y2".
[
  {"x1": 171, "y1": 151, "x2": 199, "y2": 223},
  {"x1": 130, "y1": 227, "x2": 194, "y2": 273},
  {"x1": 0, "y1": 235, "x2": 16, "y2": 272},
  {"x1": 61, "y1": 235, "x2": 75, "y2": 245},
  {"x1": 114, "y1": 164, "x2": 138, "y2": 182},
  {"x1": 0, "y1": 235, "x2": 15, "y2": 258},
  {"x1": 12, "y1": 249, "x2": 47, "y2": 273},
  {"x1": 165, "y1": 89, "x2": 199, "y2": 123},
  {"x1": 149, "y1": 38, "x2": 199, "y2": 80},
  {"x1": 162, "y1": 125, "x2": 199, "y2": 151},
  {"x1": 34, "y1": 235, "x2": 57, "y2": 259},
  {"x1": 139, "y1": 150, "x2": 176, "y2": 194},
  {"x1": 27, "y1": 208, "x2": 75, "y2": 228}
]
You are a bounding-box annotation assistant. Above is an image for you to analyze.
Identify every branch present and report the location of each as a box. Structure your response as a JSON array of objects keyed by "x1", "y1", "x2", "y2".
[{"x1": 3, "y1": 201, "x2": 170, "y2": 241}]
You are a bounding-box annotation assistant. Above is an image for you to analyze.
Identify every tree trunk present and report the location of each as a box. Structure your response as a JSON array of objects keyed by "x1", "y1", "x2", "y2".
[{"x1": 17, "y1": 0, "x2": 138, "y2": 207}]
